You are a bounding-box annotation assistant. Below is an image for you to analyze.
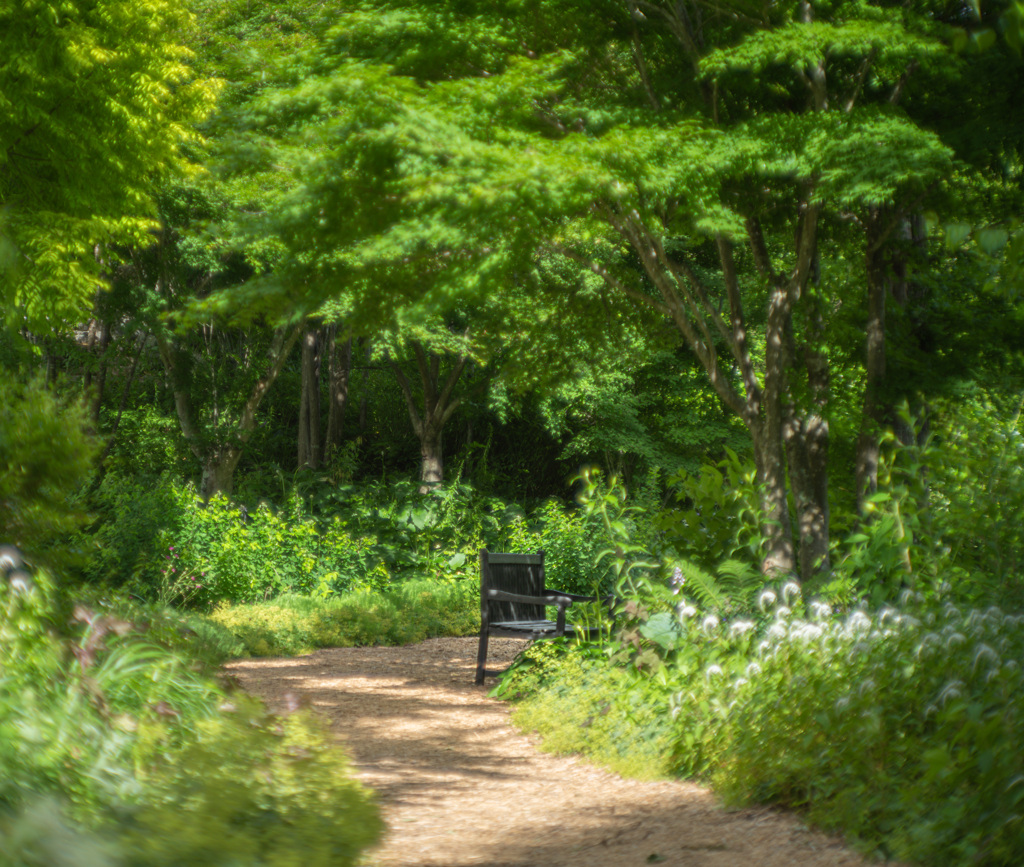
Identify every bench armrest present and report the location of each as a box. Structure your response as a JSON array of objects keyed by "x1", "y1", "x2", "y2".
[
  {"x1": 486, "y1": 589, "x2": 573, "y2": 608},
  {"x1": 543, "y1": 590, "x2": 616, "y2": 605}
]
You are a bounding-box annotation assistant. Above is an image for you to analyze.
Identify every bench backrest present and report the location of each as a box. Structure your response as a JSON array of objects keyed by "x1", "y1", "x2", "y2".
[{"x1": 479, "y1": 550, "x2": 546, "y2": 623}]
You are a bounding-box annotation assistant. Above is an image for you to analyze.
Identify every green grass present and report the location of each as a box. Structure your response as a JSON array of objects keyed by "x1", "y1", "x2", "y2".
[{"x1": 200, "y1": 578, "x2": 480, "y2": 657}]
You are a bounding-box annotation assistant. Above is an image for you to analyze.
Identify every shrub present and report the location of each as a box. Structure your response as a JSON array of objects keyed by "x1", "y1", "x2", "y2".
[
  {"x1": 0, "y1": 377, "x2": 98, "y2": 571},
  {"x1": 498, "y1": 583, "x2": 1024, "y2": 866},
  {"x1": 119, "y1": 704, "x2": 382, "y2": 867},
  {"x1": 0, "y1": 560, "x2": 381, "y2": 866}
]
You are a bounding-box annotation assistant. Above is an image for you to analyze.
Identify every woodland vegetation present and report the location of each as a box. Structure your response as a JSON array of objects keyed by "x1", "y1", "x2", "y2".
[{"x1": 2, "y1": 0, "x2": 1024, "y2": 864}]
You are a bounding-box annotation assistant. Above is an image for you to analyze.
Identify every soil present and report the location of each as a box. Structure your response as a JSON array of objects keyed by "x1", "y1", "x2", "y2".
[{"x1": 226, "y1": 637, "x2": 875, "y2": 867}]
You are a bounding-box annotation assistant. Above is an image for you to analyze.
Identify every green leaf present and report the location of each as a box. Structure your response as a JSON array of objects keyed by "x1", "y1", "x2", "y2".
[{"x1": 639, "y1": 612, "x2": 680, "y2": 650}]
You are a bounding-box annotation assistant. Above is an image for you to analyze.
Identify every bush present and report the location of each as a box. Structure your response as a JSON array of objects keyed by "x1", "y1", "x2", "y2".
[
  {"x1": 0, "y1": 560, "x2": 381, "y2": 866},
  {"x1": 498, "y1": 583, "x2": 1024, "y2": 866},
  {"x1": 119, "y1": 704, "x2": 381, "y2": 867},
  {"x1": 0, "y1": 377, "x2": 98, "y2": 571},
  {"x1": 85, "y1": 471, "x2": 619, "y2": 608}
]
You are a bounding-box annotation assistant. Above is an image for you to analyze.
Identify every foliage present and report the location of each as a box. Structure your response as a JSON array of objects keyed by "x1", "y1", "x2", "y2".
[
  {"x1": 84, "y1": 473, "x2": 182, "y2": 591},
  {"x1": 0, "y1": 0, "x2": 218, "y2": 326},
  {"x1": 928, "y1": 394, "x2": 1024, "y2": 606},
  {"x1": 0, "y1": 558, "x2": 381, "y2": 866},
  {"x1": 202, "y1": 580, "x2": 479, "y2": 657},
  {"x1": 85, "y1": 470, "x2": 617, "y2": 605},
  {"x1": 654, "y1": 451, "x2": 766, "y2": 576},
  {"x1": 119, "y1": 707, "x2": 381, "y2": 867},
  {"x1": 819, "y1": 397, "x2": 1024, "y2": 609},
  {"x1": 498, "y1": 584, "x2": 1024, "y2": 865},
  {"x1": 100, "y1": 407, "x2": 193, "y2": 478},
  {"x1": 0, "y1": 378, "x2": 99, "y2": 570},
  {"x1": 502, "y1": 640, "x2": 677, "y2": 780},
  {"x1": 0, "y1": 797, "x2": 117, "y2": 867}
]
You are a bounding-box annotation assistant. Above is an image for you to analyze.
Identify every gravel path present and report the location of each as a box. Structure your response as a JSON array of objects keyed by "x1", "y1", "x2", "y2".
[{"x1": 226, "y1": 637, "x2": 876, "y2": 867}]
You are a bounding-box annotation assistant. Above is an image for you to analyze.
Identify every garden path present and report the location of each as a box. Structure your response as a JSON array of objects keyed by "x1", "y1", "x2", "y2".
[{"x1": 226, "y1": 637, "x2": 876, "y2": 867}]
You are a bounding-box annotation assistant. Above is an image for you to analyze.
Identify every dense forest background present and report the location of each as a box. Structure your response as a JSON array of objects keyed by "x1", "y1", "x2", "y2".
[{"x1": 4, "y1": 0, "x2": 1024, "y2": 602}]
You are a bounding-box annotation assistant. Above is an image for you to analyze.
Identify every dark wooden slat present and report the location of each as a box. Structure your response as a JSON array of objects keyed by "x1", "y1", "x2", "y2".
[{"x1": 486, "y1": 553, "x2": 543, "y2": 565}]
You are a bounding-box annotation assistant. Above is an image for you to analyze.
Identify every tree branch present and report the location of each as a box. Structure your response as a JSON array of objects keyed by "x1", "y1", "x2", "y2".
[
  {"x1": 889, "y1": 60, "x2": 919, "y2": 107},
  {"x1": 745, "y1": 217, "x2": 781, "y2": 283},
  {"x1": 391, "y1": 357, "x2": 424, "y2": 438},
  {"x1": 844, "y1": 48, "x2": 877, "y2": 113},
  {"x1": 550, "y1": 242, "x2": 672, "y2": 316}
]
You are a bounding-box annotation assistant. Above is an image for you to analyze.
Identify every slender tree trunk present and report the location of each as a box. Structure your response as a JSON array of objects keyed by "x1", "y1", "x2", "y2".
[
  {"x1": 358, "y1": 338, "x2": 371, "y2": 436},
  {"x1": 856, "y1": 209, "x2": 889, "y2": 510},
  {"x1": 90, "y1": 321, "x2": 111, "y2": 426},
  {"x1": 45, "y1": 339, "x2": 59, "y2": 386},
  {"x1": 83, "y1": 319, "x2": 99, "y2": 393},
  {"x1": 784, "y1": 269, "x2": 831, "y2": 582},
  {"x1": 297, "y1": 325, "x2": 322, "y2": 470},
  {"x1": 98, "y1": 332, "x2": 148, "y2": 467},
  {"x1": 758, "y1": 281, "x2": 798, "y2": 576},
  {"x1": 324, "y1": 328, "x2": 352, "y2": 460},
  {"x1": 159, "y1": 326, "x2": 301, "y2": 500},
  {"x1": 785, "y1": 381, "x2": 831, "y2": 581}
]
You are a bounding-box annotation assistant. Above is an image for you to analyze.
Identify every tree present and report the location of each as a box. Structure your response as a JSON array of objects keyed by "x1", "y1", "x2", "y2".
[
  {"x1": 0, "y1": 0, "x2": 217, "y2": 327},
  {"x1": 239, "y1": 0, "x2": 963, "y2": 576},
  {"x1": 190, "y1": 0, "x2": 1022, "y2": 584}
]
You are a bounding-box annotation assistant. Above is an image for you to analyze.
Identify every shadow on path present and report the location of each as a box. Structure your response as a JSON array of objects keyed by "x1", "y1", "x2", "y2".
[{"x1": 227, "y1": 638, "x2": 875, "y2": 867}]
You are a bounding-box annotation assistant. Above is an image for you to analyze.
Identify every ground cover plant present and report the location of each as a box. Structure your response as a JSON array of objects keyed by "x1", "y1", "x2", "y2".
[
  {"x1": 0, "y1": 557, "x2": 382, "y2": 867},
  {"x1": 499, "y1": 581, "x2": 1024, "y2": 866},
  {"x1": 205, "y1": 579, "x2": 480, "y2": 656},
  {"x1": 83, "y1": 470, "x2": 618, "y2": 607}
]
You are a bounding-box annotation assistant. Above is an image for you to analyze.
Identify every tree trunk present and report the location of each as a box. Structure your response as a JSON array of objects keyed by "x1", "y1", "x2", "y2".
[
  {"x1": 98, "y1": 331, "x2": 148, "y2": 468},
  {"x1": 201, "y1": 447, "x2": 244, "y2": 499},
  {"x1": 158, "y1": 325, "x2": 301, "y2": 500},
  {"x1": 758, "y1": 281, "x2": 798, "y2": 576},
  {"x1": 83, "y1": 319, "x2": 99, "y2": 393},
  {"x1": 90, "y1": 320, "x2": 111, "y2": 426},
  {"x1": 785, "y1": 280, "x2": 831, "y2": 582},
  {"x1": 785, "y1": 404, "x2": 831, "y2": 583},
  {"x1": 391, "y1": 340, "x2": 468, "y2": 494},
  {"x1": 358, "y1": 338, "x2": 371, "y2": 436},
  {"x1": 45, "y1": 339, "x2": 59, "y2": 386},
  {"x1": 297, "y1": 325, "x2": 322, "y2": 470},
  {"x1": 856, "y1": 209, "x2": 889, "y2": 510},
  {"x1": 420, "y1": 430, "x2": 444, "y2": 489},
  {"x1": 324, "y1": 328, "x2": 352, "y2": 461}
]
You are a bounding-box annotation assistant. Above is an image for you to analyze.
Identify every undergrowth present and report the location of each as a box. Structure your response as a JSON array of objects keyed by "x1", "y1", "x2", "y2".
[
  {"x1": 497, "y1": 586, "x2": 1024, "y2": 866},
  {"x1": 0, "y1": 561, "x2": 382, "y2": 867}
]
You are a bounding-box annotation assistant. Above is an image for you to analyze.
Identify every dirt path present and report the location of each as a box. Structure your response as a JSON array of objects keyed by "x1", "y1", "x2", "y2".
[{"x1": 226, "y1": 637, "x2": 873, "y2": 867}]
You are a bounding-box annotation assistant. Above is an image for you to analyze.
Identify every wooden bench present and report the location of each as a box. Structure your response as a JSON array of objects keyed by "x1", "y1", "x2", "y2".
[{"x1": 475, "y1": 549, "x2": 606, "y2": 684}]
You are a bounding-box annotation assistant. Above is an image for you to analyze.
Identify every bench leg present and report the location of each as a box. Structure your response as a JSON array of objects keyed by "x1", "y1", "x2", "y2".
[{"x1": 475, "y1": 628, "x2": 490, "y2": 685}]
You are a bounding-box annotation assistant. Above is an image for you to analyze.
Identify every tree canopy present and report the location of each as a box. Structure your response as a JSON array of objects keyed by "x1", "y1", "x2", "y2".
[{"x1": 0, "y1": 0, "x2": 218, "y2": 326}]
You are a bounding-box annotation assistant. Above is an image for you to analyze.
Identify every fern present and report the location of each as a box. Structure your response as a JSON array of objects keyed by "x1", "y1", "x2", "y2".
[
  {"x1": 672, "y1": 558, "x2": 727, "y2": 610},
  {"x1": 671, "y1": 557, "x2": 764, "y2": 613},
  {"x1": 715, "y1": 559, "x2": 764, "y2": 611}
]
